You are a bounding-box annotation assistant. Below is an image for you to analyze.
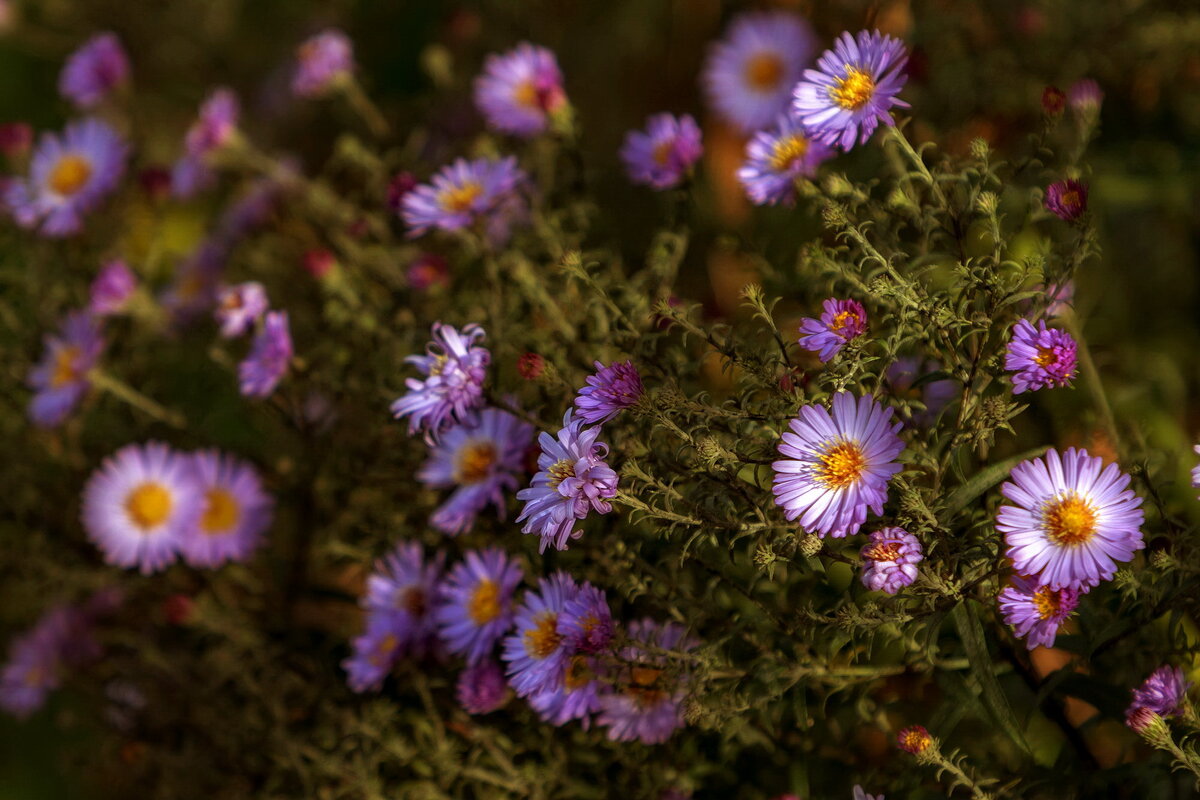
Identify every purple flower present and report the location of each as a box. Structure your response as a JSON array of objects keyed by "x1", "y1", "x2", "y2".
[
  {"x1": 179, "y1": 450, "x2": 274, "y2": 568},
  {"x1": 474, "y1": 42, "x2": 567, "y2": 138},
  {"x1": 772, "y1": 392, "x2": 905, "y2": 538},
  {"x1": 90, "y1": 260, "x2": 137, "y2": 316},
  {"x1": 1043, "y1": 179, "x2": 1088, "y2": 221},
  {"x1": 702, "y1": 11, "x2": 817, "y2": 134},
  {"x1": 401, "y1": 157, "x2": 528, "y2": 239},
  {"x1": 885, "y1": 357, "x2": 956, "y2": 427},
  {"x1": 27, "y1": 311, "x2": 104, "y2": 428},
  {"x1": 574, "y1": 360, "x2": 644, "y2": 424},
  {"x1": 997, "y1": 447, "x2": 1145, "y2": 591},
  {"x1": 500, "y1": 572, "x2": 579, "y2": 697},
  {"x1": 457, "y1": 660, "x2": 509, "y2": 714},
  {"x1": 559, "y1": 582, "x2": 614, "y2": 654},
  {"x1": 390, "y1": 322, "x2": 490, "y2": 439},
  {"x1": 792, "y1": 30, "x2": 909, "y2": 151},
  {"x1": 161, "y1": 241, "x2": 225, "y2": 325},
  {"x1": 238, "y1": 311, "x2": 292, "y2": 398},
  {"x1": 434, "y1": 547, "x2": 522, "y2": 666},
  {"x1": 620, "y1": 113, "x2": 703, "y2": 190},
  {"x1": 0, "y1": 603, "x2": 102, "y2": 719},
  {"x1": 172, "y1": 88, "x2": 240, "y2": 198},
  {"x1": 1128, "y1": 666, "x2": 1191, "y2": 720},
  {"x1": 215, "y1": 282, "x2": 268, "y2": 338},
  {"x1": 1068, "y1": 79, "x2": 1103, "y2": 116},
  {"x1": 797, "y1": 298, "x2": 868, "y2": 362},
  {"x1": 59, "y1": 33, "x2": 130, "y2": 109},
  {"x1": 293, "y1": 29, "x2": 355, "y2": 97},
  {"x1": 529, "y1": 655, "x2": 604, "y2": 727},
  {"x1": 998, "y1": 574, "x2": 1081, "y2": 649},
  {"x1": 859, "y1": 527, "x2": 922, "y2": 594},
  {"x1": 597, "y1": 618, "x2": 694, "y2": 745},
  {"x1": 342, "y1": 611, "x2": 406, "y2": 693},
  {"x1": 362, "y1": 542, "x2": 445, "y2": 659},
  {"x1": 737, "y1": 114, "x2": 833, "y2": 206},
  {"x1": 515, "y1": 410, "x2": 619, "y2": 552},
  {"x1": 1004, "y1": 319, "x2": 1077, "y2": 394}
]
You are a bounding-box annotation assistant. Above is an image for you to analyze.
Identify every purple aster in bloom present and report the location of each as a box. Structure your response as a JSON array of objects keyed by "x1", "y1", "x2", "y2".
[
  {"x1": 161, "y1": 241, "x2": 225, "y2": 325},
  {"x1": 575, "y1": 360, "x2": 644, "y2": 424},
  {"x1": 215, "y1": 282, "x2": 268, "y2": 339},
  {"x1": 500, "y1": 572, "x2": 579, "y2": 697},
  {"x1": 341, "y1": 611, "x2": 405, "y2": 693},
  {"x1": 7, "y1": 118, "x2": 128, "y2": 237},
  {"x1": 82, "y1": 442, "x2": 203, "y2": 575},
  {"x1": 559, "y1": 582, "x2": 614, "y2": 654},
  {"x1": 1068, "y1": 79, "x2": 1103, "y2": 116},
  {"x1": 418, "y1": 408, "x2": 534, "y2": 535},
  {"x1": 620, "y1": 113, "x2": 703, "y2": 190},
  {"x1": 178, "y1": 450, "x2": 274, "y2": 568},
  {"x1": 292, "y1": 29, "x2": 355, "y2": 98},
  {"x1": 597, "y1": 618, "x2": 695, "y2": 745},
  {"x1": 997, "y1": 447, "x2": 1145, "y2": 591},
  {"x1": 702, "y1": 10, "x2": 817, "y2": 134},
  {"x1": 1004, "y1": 319, "x2": 1077, "y2": 394},
  {"x1": 771, "y1": 392, "x2": 905, "y2": 538},
  {"x1": 457, "y1": 660, "x2": 509, "y2": 714},
  {"x1": 401, "y1": 157, "x2": 528, "y2": 238},
  {"x1": 434, "y1": 547, "x2": 522, "y2": 666},
  {"x1": 27, "y1": 311, "x2": 103, "y2": 428},
  {"x1": 239, "y1": 311, "x2": 293, "y2": 398},
  {"x1": 89, "y1": 259, "x2": 137, "y2": 316},
  {"x1": 860, "y1": 526, "x2": 923, "y2": 594},
  {"x1": 1044, "y1": 179, "x2": 1088, "y2": 222},
  {"x1": 0, "y1": 618, "x2": 63, "y2": 718},
  {"x1": 529, "y1": 654, "x2": 605, "y2": 727},
  {"x1": 1128, "y1": 666, "x2": 1192, "y2": 720},
  {"x1": 798, "y1": 298, "x2": 868, "y2": 362},
  {"x1": 171, "y1": 88, "x2": 240, "y2": 199},
  {"x1": 390, "y1": 322, "x2": 490, "y2": 439},
  {"x1": 515, "y1": 410, "x2": 619, "y2": 552},
  {"x1": 792, "y1": 30, "x2": 909, "y2": 151},
  {"x1": 474, "y1": 42, "x2": 568, "y2": 138},
  {"x1": 363, "y1": 542, "x2": 445, "y2": 659},
  {"x1": 59, "y1": 33, "x2": 130, "y2": 109},
  {"x1": 737, "y1": 114, "x2": 833, "y2": 206},
  {"x1": 885, "y1": 357, "x2": 956, "y2": 427},
  {"x1": 998, "y1": 574, "x2": 1081, "y2": 650}
]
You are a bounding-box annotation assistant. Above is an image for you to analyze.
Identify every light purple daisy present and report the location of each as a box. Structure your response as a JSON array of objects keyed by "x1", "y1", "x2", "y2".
[
  {"x1": 998, "y1": 574, "x2": 1080, "y2": 650},
  {"x1": 474, "y1": 42, "x2": 567, "y2": 138},
  {"x1": 172, "y1": 88, "x2": 240, "y2": 199},
  {"x1": 81, "y1": 442, "x2": 203, "y2": 575},
  {"x1": 341, "y1": 611, "x2": 406, "y2": 693},
  {"x1": 1043, "y1": 179, "x2": 1088, "y2": 222},
  {"x1": 0, "y1": 617, "x2": 64, "y2": 719},
  {"x1": 597, "y1": 618, "x2": 694, "y2": 745},
  {"x1": 515, "y1": 410, "x2": 619, "y2": 552},
  {"x1": 27, "y1": 311, "x2": 104, "y2": 428},
  {"x1": 457, "y1": 660, "x2": 509, "y2": 714},
  {"x1": 89, "y1": 259, "x2": 137, "y2": 316},
  {"x1": 418, "y1": 407, "x2": 534, "y2": 535},
  {"x1": 215, "y1": 282, "x2": 268, "y2": 338},
  {"x1": 500, "y1": 572, "x2": 579, "y2": 697},
  {"x1": 59, "y1": 33, "x2": 130, "y2": 109},
  {"x1": 292, "y1": 29, "x2": 355, "y2": 98},
  {"x1": 390, "y1": 322, "x2": 490, "y2": 439},
  {"x1": 797, "y1": 298, "x2": 868, "y2": 362},
  {"x1": 792, "y1": 30, "x2": 909, "y2": 150},
  {"x1": 7, "y1": 118, "x2": 128, "y2": 237},
  {"x1": 772, "y1": 392, "x2": 905, "y2": 538},
  {"x1": 238, "y1": 311, "x2": 293, "y2": 398},
  {"x1": 884, "y1": 357, "x2": 956, "y2": 427},
  {"x1": 529, "y1": 654, "x2": 605, "y2": 727},
  {"x1": 362, "y1": 542, "x2": 445, "y2": 658},
  {"x1": 178, "y1": 450, "x2": 274, "y2": 568},
  {"x1": 574, "y1": 360, "x2": 645, "y2": 424},
  {"x1": 559, "y1": 582, "x2": 614, "y2": 655},
  {"x1": 1004, "y1": 319, "x2": 1077, "y2": 394},
  {"x1": 737, "y1": 114, "x2": 833, "y2": 206},
  {"x1": 620, "y1": 113, "x2": 703, "y2": 190},
  {"x1": 400, "y1": 157, "x2": 528, "y2": 238},
  {"x1": 702, "y1": 11, "x2": 817, "y2": 134},
  {"x1": 1128, "y1": 666, "x2": 1191, "y2": 720},
  {"x1": 997, "y1": 447, "x2": 1145, "y2": 591},
  {"x1": 860, "y1": 526, "x2": 922, "y2": 595},
  {"x1": 434, "y1": 547, "x2": 522, "y2": 666}
]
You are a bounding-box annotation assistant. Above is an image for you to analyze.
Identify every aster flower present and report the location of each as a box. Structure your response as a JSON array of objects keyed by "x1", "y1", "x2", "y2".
[
  {"x1": 362, "y1": 542, "x2": 445, "y2": 659},
  {"x1": 82, "y1": 442, "x2": 203, "y2": 574},
  {"x1": 161, "y1": 241, "x2": 225, "y2": 325},
  {"x1": 500, "y1": 572, "x2": 579, "y2": 697},
  {"x1": 474, "y1": 42, "x2": 568, "y2": 138},
  {"x1": 341, "y1": 612, "x2": 406, "y2": 693},
  {"x1": 998, "y1": 575, "x2": 1081, "y2": 649},
  {"x1": 0, "y1": 618, "x2": 63, "y2": 718},
  {"x1": 772, "y1": 392, "x2": 905, "y2": 538},
  {"x1": 59, "y1": 33, "x2": 130, "y2": 109},
  {"x1": 559, "y1": 582, "x2": 614, "y2": 654},
  {"x1": 792, "y1": 30, "x2": 909, "y2": 150},
  {"x1": 1004, "y1": 319, "x2": 1077, "y2": 394},
  {"x1": 178, "y1": 450, "x2": 273, "y2": 568},
  {"x1": 401, "y1": 157, "x2": 528, "y2": 239},
  {"x1": 620, "y1": 113, "x2": 703, "y2": 190},
  {"x1": 7, "y1": 118, "x2": 128, "y2": 237},
  {"x1": 239, "y1": 311, "x2": 293, "y2": 398},
  {"x1": 860, "y1": 527, "x2": 922, "y2": 594},
  {"x1": 1068, "y1": 79, "x2": 1103, "y2": 116},
  {"x1": 1128, "y1": 666, "x2": 1192, "y2": 720},
  {"x1": 434, "y1": 547, "x2": 522, "y2": 666},
  {"x1": 172, "y1": 88, "x2": 240, "y2": 198},
  {"x1": 90, "y1": 260, "x2": 137, "y2": 316},
  {"x1": 27, "y1": 311, "x2": 104, "y2": 428},
  {"x1": 215, "y1": 282, "x2": 268, "y2": 338},
  {"x1": 896, "y1": 725, "x2": 932, "y2": 755},
  {"x1": 597, "y1": 618, "x2": 694, "y2": 745},
  {"x1": 418, "y1": 407, "x2": 534, "y2": 535},
  {"x1": 457, "y1": 660, "x2": 509, "y2": 714},
  {"x1": 515, "y1": 410, "x2": 619, "y2": 552},
  {"x1": 574, "y1": 360, "x2": 644, "y2": 424},
  {"x1": 530, "y1": 654, "x2": 605, "y2": 727},
  {"x1": 797, "y1": 298, "x2": 868, "y2": 362},
  {"x1": 1044, "y1": 179, "x2": 1088, "y2": 221},
  {"x1": 737, "y1": 114, "x2": 833, "y2": 206},
  {"x1": 997, "y1": 447, "x2": 1145, "y2": 591},
  {"x1": 391, "y1": 322, "x2": 490, "y2": 439},
  {"x1": 884, "y1": 357, "x2": 956, "y2": 427},
  {"x1": 292, "y1": 29, "x2": 355, "y2": 97}
]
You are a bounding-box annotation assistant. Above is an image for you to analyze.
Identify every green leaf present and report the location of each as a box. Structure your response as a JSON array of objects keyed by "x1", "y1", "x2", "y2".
[
  {"x1": 952, "y1": 600, "x2": 1031, "y2": 755},
  {"x1": 942, "y1": 445, "x2": 1050, "y2": 518}
]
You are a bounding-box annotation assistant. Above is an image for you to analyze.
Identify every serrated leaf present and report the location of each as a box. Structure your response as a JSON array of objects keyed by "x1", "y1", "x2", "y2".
[
  {"x1": 952, "y1": 600, "x2": 1031, "y2": 755},
  {"x1": 942, "y1": 445, "x2": 1050, "y2": 518}
]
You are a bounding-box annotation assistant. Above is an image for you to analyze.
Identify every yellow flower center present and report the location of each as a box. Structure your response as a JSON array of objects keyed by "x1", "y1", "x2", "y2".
[
  {"x1": 1042, "y1": 494, "x2": 1097, "y2": 547},
  {"x1": 629, "y1": 665, "x2": 666, "y2": 708},
  {"x1": 50, "y1": 346, "x2": 82, "y2": 388},
  {"x1": 48, "y1": 154, "x2": 93, "y2": 196},
  {"x1": 468, "y1": 579, "x2": 501, "y2": 624},
  {"x1": 547, "y1": 458, "x2": 575, "y2": 488},
  {"x1": 1033, "y1": 586, "x2": 1064, "y2": 620},
  {"x1": 125, "y1": 482, "x2": 173, "y2": 530},
  {"x1": 863, "y1": 541, "x2": 902, "y2": 562},
  {"x1": 564, "y1": 655, "x2": 592, "y2": 690},
  {"x1": 455, "y1": 441, "x2": 497, "y2": 485},
  {"x1": 652, "y1": 140, "x2": 674, "y2": 166},
  {"x1": 200, "y1": 488, "x2": 241, "y2": 534},
  {"x1": 370, "y1": 634, "x2": 399, "y2": 666},
  {"x1": 744, "y1": 52, "x2": 784, "y2": 91},
  {"x1": 439, "y1": 181, "x2": 483, "y2": 213},
  {"x1": 1034, "y1": 346, "x2": 1058, "y2": 367},
  {"x1": 830, "y1": 66, "x2": 876, "y2": 111},
  {"x1": 830, "y1": 310, "x2": 862, "y2": 336},
  {"x1": 1060, "y1": 189, "x2": 1080, "y2": 208},
  {"x1": 899, "y1": 727, "x2": 932, "y2": 754},
  {"x1": 523, "y1": 612, "x2": 561, "y2": 659},
  {"x1": 428, "y1": 353, "x2": 449, "y2": 376},
  {"x1": 768, "y1": 133, "x2": 810, "y2": 171},
  {"x1": 513, "y1": 80, "x2": 539, "y2": 108},
  {"x1": 815, "y1": 441, "x2": 867, "y2": 490}
]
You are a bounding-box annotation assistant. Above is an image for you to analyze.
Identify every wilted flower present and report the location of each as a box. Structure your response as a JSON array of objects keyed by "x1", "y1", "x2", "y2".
[
  {"x1": 998, "y1": 575, "x2": 1081, "y2": 649},
  {"x1": 737, "y1": 114, "x2": 833, "y2": 206},
  {"x1": 860, "y1": 527, "x2": 922, "y2": 594},
  {"x1": 59, "y1": 32, "x2": 130, "y2": 108},
  {"x1": 390, "y1": 322, "x2": 490, "y2": 438},
  {"x1": 89, "y1": 260, "x2": 137, "y2": 316},
  {"x1": 435, "y1": 547, "x2": 523, "y2": 666},
  {"x1": 574, "y1": 360, "x2": 644, "y2": 424},
  {"x1": 215, "y1": 282, "x2": 268, "y2": 338},
  {"x1": 474, "y1": 42, "x2": 567, "y2": 138},
  {"x1": 401, "y1": 157, "x2": 528, "y2": 238},
  {"x1": 238, "y1": 311, "x2": 293, "y2": 398},
  {"x1": 179, "y1": 450, "x2": 274, "y2": 568},
  {"x1": 797, "y1": 298, "x2": 868, "y2": 362},
  {"x1": 1004, "y1": 319, "x2": 1077, "y2": 393},
  {"x1": 27, "y1": 311, "x2": 104, "y2": 428},
  {"x1": 292, "y1": 29, "x2": 355, "y2": 97},
  {"x1": 620, "y1": 113, "x2": 703, "y2": 190},
  {"x1": 1043, "y1": 178, "x2": 1088, "y2": 221}
]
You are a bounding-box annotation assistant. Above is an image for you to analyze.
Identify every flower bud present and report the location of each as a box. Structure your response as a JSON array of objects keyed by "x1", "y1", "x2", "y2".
[
  {"x1": 1041, "y1": 86, "x2": 1066, "y2": 116},
  {"x1": 897, "y1": 724, "x2": 933, "y2": 755},
  {"x1": 517, "y1": 352, "x2": 545, "y2": 380}
]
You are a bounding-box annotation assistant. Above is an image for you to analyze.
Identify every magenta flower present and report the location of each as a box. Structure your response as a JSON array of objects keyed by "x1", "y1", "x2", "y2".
[
  {"x1": 390, "y1": 322, "x2": 490, "y2": 439},
  {"x1": 215, "y1": 282, "x2": 268, "y2": 338},
  {"x1": 797, "y1": 298, "x2": 868, "y2": 362},
  {"x1": 292, "y1": 29, "x2": 355, "y2": 97},
  {"x1": 59, "y1": 32, "x2": 130, "y2": 109},
  {"x1": 1004, "y1": 319, "x2": 1077, "y2": 394},
  {"x1": 859, "y1": 527, "x2": 922, "y2": 594},
  {"x1": 737, "y1": 114, "x2": 833, "y2": 206},
  {"x1": 474, "y1": 42, "x2": 567, "y2": 138},
  {"x1": 1044, "y1": 179, "x2": 1088, "y2": 221},
  {"x1": 27, "y1": 311, "x2": 104, "y2": 428},
  {"x1": 620, "y1": 113, "x2": 703, "y2": 190},
  {"x1": 998, "y1": 574, "x2": 1081, "y2": 649},
  {"x1": 1127, "y1": 666, "x2": 1191, "y2": 721},
  {"x1": 457, "y1": 660, "x2": 509, "y2": 714},
  {"x1": 238, "y1": 311, "x2": 293, "y2": 398},
  {"x1": 89, "y1": 260, "x2": 137, "y2": 316},
  {"x1": 172, "y1": 88, "x2": 240, "y2": 198},
  {"x1": 574, "y1": 360, "x2": 644, "y2": 424}
]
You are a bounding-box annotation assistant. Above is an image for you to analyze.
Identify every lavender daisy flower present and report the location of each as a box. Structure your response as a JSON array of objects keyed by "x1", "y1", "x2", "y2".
[
  {"x1": 341, "y1": 612, "x2": 405, "y2": 693},
  {"x1": 702, "y1": 11, "x2": 817, "y2": 134},
  {"x1": 457, "y1": 660, "x2": 509, "y2": 714},
  {"x1": 172, "y1": 88, "x2": 240, "y2": 199},
  {"x1": 529, "y1": 655, "x2": 604, "y2": 727},
  {"x1": 0, "y1": 620, "x2": 62, "y2": 718},
  {"x1": 515, "y1": 410, "x2": 619, "y2": 552},
  {"x1": 1128, "y1": 666, "x2": 1192, "y2": 719},
  {"x1": 885, "y1": 357, "x2": 956, "y2": 427},
  {"x1": 1044, "y1": 179, "x2": 1088, "y2": 221},
  {"x1": 81, "y1": 442, "x2": 203, "y2": 574},
  {"x1": 771, "y1": 392, "x2": 905, "y2": 538},
  {"x1": 418, "y1": 408, "x2": 534, "y2": 535},
  {"x1": 1004, "y1": 319, "x2": 1077, "y2": 394},
  {"x1": 500, "y1": 572, "x2": 579, "y2": 697},
  {"x1": 574, "y1": 360, "x2": 644, "y2": 424},
  {"x1": 998, "y1": 574, "x2": 1080, "y2": 650},
  {"x1": 59, "y1": 33, "x2": 130, "y2": 109},
  {"x1": 215, "y1": 282, "x2": 268, "y2": 338},
  {"x1": 997, "y1": 447, "x2": 1145, "y2": 591},
  {"x1": 792, "y1": 30, "x2": 909, "y2": 151},
  {"x1": 401, "y1": 157, "x2": 528, "y2": 238},
  {"x1": 559, "y1": 582, "x2": 614, "y2": 654},
  {"x1": 239, "y1": 311, "x2": 292, "y2": 398},
  {"x1": 737, "y1": 114, "x2": 833, "y2": 206},
  {"x1": 90, "y1": 260, "x2": 137, "y2": 316},
  {"x1": 434, "y1": 547, "x2": 521, "y2": 665},
  {"x1": 620, "y1": 113, "x2": 703, "y2": 190},
  {"x1": 474, "y1": 42, "x2": 567, "y2": 138},
  {"x1": 7, "y1": 118, "x2": 128, "y2": 237},
  {"x1": 178, "y1": 450, "x2": 274, "y2": 568},
  {"x1": 859, "y1": 527, "x2": 923, "y2": 594},
  {"x1": 293, "y1": 29, "x2": 355, "y2": 97},
  {"x1": 597, "y1": 618, "x2": 694, "y2": 745},
  {"x1": 27, "y1": 311, "x2": 103, "y2": 428},
  {"x1": 390, "y1": 322, "x2": 490, "y2": 439},
  {"x1": 797, "y1": 298, "x2": 868, "y2": 362},
  {"x1": 363, "y1": 542, "x2": 445, "y2": 658}
]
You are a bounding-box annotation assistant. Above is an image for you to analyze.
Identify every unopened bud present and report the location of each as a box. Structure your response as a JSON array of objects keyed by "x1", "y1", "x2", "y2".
[
  {"x1": 798, "y1": 533, "x2": 823, "y2": 558},
  {"x1": 969, "y1": 137, "x2": 990, "y2": 161}
]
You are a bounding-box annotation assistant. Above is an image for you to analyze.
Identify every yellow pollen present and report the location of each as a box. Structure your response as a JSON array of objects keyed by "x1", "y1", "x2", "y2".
[
  {"x1": 830, "y1": 67, "x2": 876, "y2": 111},
  {"x1": 524, "y1": 612, "x2": 561, "y2": 659},
  {"x1": 815, "y1": 441, "x2": 867, "y2": 490},
  {"x1": 1034, "y1": 346, "x2": 1057, "y2": 367},
  {"x1": 629, "y1": 665, "x2": 666, "y2": 708},
  {"x1": 1042, "y1": 494, "x2": 1097, "y2": 547},
  {"x1": 863, "y1": 542, "x2": 902, "y2": 562},
  {"x1": 50, "y1": 346, "x2": 81, "y2": 388},
  {"x1": 1060, "y1": 190, "x2": 1080, "y2": 208},
  {"x1": 547, "y1": 458, "x2": 575, "y2": 488},
  {"x1": 439, "y1": 181, "x2": 483, "y2": 213},
  {"x1": 513, "y1": 80, "x2": 539, "y2": 108},
  {"x1": 564, "y1": 655, "x2": 592, "y2": 690},
  {"x1": 48, "y1": 154, "x2": 93, "y2": 196},
  {"x1": 769, "y1": 133, "x2": 810, "y2": 171},
  {"x1": 428, "y1": 353, "x2": 449, "y2": 376},
  {"x1": 652, "y1": 140, "x2": 674, "y2": 166},
  {"x1": 744, "y1": 52, "x2": 785, "y2": 90},
  {"x1": 830, "y1": 310, "x2": 862, "y2": 335},
  {"x1": 456, "y1": 441, "x2": 497, "y2": 485},
  {"x1": 370, "y1": 634, "x2": 399, "y2": 666},
  {"x1": 200, "y1": 488, "x2": 240, "y2": 534},
  {"x1": 125, "y1": 483, "x2": 173, "y2": 530},
  {"x1": 1033, "y1": 586, "x2": 1064, "y2": 620},
  {"x1": 468, "y1": 579, "x2": 501, "y2": 624},
  {"x1": 899, "y1": 728, "x2": 932, "y2": 754}
]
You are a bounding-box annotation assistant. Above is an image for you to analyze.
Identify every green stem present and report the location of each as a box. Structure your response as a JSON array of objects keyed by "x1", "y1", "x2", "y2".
[
  {"x1": 1061, "y1": 311, "x2": 1121, "y2": 453},
  {"x1": 340, "y1": 79, "x2": 390, "y2": 138},
  {"x1": 89, "y1": 370, "x2": 186, "y2": 428}
]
